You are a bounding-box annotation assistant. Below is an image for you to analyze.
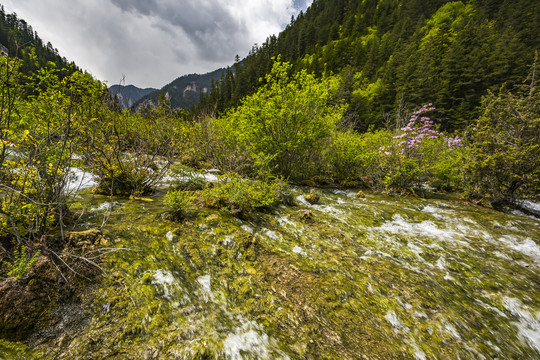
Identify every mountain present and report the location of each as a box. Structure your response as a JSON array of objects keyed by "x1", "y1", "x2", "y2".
[
  {"x1": 198, "y1": 0, "x2": 540, "y2": 132},
  {"x1": 133, "y1": 68, "x2": 225, "y2": 110},
  {"x1": 108, "y1": 85, "x2": 157, "y2": 109}
]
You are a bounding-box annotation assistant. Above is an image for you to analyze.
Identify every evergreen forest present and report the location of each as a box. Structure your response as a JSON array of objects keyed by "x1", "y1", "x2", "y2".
[{"x1": 200, "y1": 0, "x2": 539, "y2": 132}]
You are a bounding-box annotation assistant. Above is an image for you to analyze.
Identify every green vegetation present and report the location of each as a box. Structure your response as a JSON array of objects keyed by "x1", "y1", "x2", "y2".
[
  {"x1": 0, "y1": 53, "x2": 183, "y2": 264},
  {"x1": 7, "y1": 245, "x2": 39, "y2": 280},
  {"x1": 0, "y1": 2, "x2": 539, "y2": 358},
  {"x1": 169, "y1": 165, "x2": 207, "y2": 191},
  {"x1": 201, "y1": 175, "x2": 288, "y2": 214},
  {"x1": 1, "y1": 45, "x2": 536, "y2": 266},
  {"x1": 465, "y1": 61, "x2": 540, "y2": 203},
  {"x1": 198, "y1": 0, "x2": 539, "y2": 133},
  {"x1": 211, "y1": 60, "x2": 345, "y2": 179},
  {"x1": 31, "y1": 184, "x2": 540, "y2": 359},
  {"x1": 164, "y1": 189, "x2": 193, "y2": 220}
]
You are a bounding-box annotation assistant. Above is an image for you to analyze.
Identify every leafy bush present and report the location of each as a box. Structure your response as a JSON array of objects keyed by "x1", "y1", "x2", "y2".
[
  {"x1": 214, "y1": 59, "x2": 346, "y2": 179},
  {"x1": 425, "y1": 138, "x2": 467, "y2": 191},
  {"x1": 169, "y1": 165, "x2": 207, "y2": 191},
  {"x1": 89, "y1": 155, "x2": 159, "y2": 196},
  {"x1": 323, "y1": 129, "x2": 389, "y2": 183},
  {"x1": 79, "y1": 108, "x2": 178, "y2": 196},
  {"x1": 0, "y1": 57, "x2": 78, "y2": 242}
]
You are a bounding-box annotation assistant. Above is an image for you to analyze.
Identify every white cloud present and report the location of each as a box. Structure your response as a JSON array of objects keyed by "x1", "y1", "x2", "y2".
[{"x1": 1, "y1": 0, "x2": 312, "y2": 88}]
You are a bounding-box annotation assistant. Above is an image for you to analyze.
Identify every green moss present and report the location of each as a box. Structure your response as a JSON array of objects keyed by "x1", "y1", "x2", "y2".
[
  {"x1": 23, "y1": 187, "x2": 540, "y2": 359},
  {"x1": 0, "y1": 339, "x2": 36, "y2": 359}
]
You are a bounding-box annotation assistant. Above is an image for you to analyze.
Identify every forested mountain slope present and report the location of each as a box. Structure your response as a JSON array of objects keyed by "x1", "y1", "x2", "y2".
[
  {"x1": 0, "y1": 5, "x2": 79, "y2": 77},
  {"x1": 199, "y1": 0, "x2": 539, "y2": 131}
]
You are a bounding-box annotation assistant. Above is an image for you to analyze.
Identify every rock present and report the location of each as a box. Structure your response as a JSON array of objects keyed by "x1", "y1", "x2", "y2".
[
  {"x1": 305, "y1": 189, "x2": 320, "y2": 205},
  {"x1": 355, "y1": 190, "x2": 365, "y2": 198},
  {"x1": 166, "y1": 231, "x2": 176, "y2": 242},
  {"x1": 68, "y1": 229, "x2": 102, "y2": 247},
  {"x1": 301, "y1": 210, "x2": 314, "y2": 221},
  {"x1": 0, "y1": 255, "x2": 57, "y2": 340}
]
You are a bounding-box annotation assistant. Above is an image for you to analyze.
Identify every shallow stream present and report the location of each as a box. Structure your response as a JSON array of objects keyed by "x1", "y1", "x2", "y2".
[{"x1": 4, "y1": 184, "x2": 540, "y2": 359}]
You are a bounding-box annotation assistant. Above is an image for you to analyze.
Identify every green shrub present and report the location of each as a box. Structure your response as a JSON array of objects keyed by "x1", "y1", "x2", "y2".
[
  {"x1": 201, "y1": 175, "x2": 288, "y2": 214},
  {"x1": 164, "y1": 189, "x2": 193, "y2": 220},
  {"x1": 425, "y1": 139, "x2": 466, "y2": 191},
  {"x1": 0, "y1": 57, "x2": 81, "y2": 241},
  {"x1": 169, "y1": 165, "x2": 207, "y2": 191},
  {"x1": 465, "y1": 77, "x2": 540, "y2": 203},
  {"x1": 214, "y1": 59, "x2": 346, "y2": 179},
  {"x1": 90, "y1": 156, "x2": 157, "y2": 196}
]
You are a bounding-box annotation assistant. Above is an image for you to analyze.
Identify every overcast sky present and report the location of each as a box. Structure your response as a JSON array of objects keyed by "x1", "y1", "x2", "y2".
[{"x1": 1, "y1": 0, "x2": 312, "y2": 88}]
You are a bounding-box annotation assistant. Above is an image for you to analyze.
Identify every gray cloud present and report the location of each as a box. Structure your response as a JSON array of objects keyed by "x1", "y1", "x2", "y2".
[
  {"x1": 110, "y1": 0, "x2": 247, "y2": 62},
  {"x1": 2, "y1": 0, "x2": 312, "y2": 88}
]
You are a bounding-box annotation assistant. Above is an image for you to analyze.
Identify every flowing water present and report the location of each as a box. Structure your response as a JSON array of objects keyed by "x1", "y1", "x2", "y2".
[{"x1": 3, "y1": 182, "x2": 540, "y2": 359}]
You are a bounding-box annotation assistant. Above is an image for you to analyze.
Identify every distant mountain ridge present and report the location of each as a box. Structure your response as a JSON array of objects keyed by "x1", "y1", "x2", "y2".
[
  {"x1": 108, "y1": 85, "x2": 157, "y2": 109},
  {"x1": 133, "y1": 68, "x2": 226, "y2": 110}
]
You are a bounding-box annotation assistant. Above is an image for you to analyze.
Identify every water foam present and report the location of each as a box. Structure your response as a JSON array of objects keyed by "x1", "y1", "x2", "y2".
[
  {"x1": 500, "y1": 236, "x2": 540, "y2": 266},
  {"x1": 151, "y1": 269, "x2": 176, "y2": 299},
  {"x1": 222, "y1": 321, "x2": 279, "y2": 360},
  {"x1": 197, "y1": 274, "x2": 213, "y2": 301},
  {"x1": 66, "y1": 167, "x2": 99, "y2": 192},
  {"x1": 502, "y1": 297, "x2": 540, "y2": 353}
]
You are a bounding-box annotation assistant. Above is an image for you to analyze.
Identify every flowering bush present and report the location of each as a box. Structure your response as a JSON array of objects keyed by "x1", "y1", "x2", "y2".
[
  {"x1": 395, "y1": 104, "x2": 462, "y2": 158},
  {"x1": 381, "y1": 104, "x2": 465, "y2": 191}
]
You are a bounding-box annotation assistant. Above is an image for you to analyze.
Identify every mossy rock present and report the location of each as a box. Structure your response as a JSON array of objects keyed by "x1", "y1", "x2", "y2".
[
  {"x1": 299, "y1": 179, "x2": 317, "y2": 187},
  {"x1": 0, "y1": 255, "x2": 59, "y2": 340},
  {"x1": 68, "y1": 229, "x2": 104, "y2": 248},
  {"x1": 305, "y1": 189, "x2": 320, "y2": 205}
]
